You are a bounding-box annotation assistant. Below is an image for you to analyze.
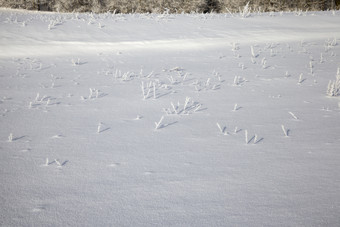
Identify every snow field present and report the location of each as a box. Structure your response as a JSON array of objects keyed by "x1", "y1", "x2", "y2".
[{"x1": 1, "y1": 8, "x2": 340, "y2": 226}]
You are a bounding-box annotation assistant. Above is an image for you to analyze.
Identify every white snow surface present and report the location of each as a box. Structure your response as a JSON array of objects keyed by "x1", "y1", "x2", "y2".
[{"x1": 1, "y1": 8, "x2": 340, "y2": 226}]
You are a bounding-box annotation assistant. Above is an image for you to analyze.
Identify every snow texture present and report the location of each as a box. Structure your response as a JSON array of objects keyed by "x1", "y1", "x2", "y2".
[{"x1": 1, "y1": 8, "x2": 340, "y2": 226}]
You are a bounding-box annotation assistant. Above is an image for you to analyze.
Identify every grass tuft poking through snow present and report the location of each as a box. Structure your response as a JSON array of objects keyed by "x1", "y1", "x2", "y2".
[
  {"x1": 154, "y1": 116, "x2": 164, "y2": 130},
  {"x1": 44, "y1": 158, "x2": 49, "y2": 166},
  {"x1": 245, "y1": 130, "x2": 249, "y2": 144},
  {"x1": 288, "y1": 112, "x2": 299, "y2": 120},
  {"x1": 281, "y1": 125, "x2": 289, "y2": 137},
  {"x1": 55, "y1": 159, "x2": 62, "y2": 167},
  {"x1": 327, "y1": 69, "x2": 340, "y2": 97},
  {"x1": 97, "y1": 122, "x2": 103, "y2": 133},
  {"x1": 216, "y1": 123, "x2": 228, "y2": 135},
  {"x1": 8, "y1": 133, "x2": 13, "y2": 142}
]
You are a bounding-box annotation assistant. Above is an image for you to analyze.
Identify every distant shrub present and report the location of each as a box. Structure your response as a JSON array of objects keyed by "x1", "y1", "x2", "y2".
[
  {"x1": 104, "y1": 0, "x2": 210, "y2": 14},
  {"x1": 52, "y1": 0, "x2": 105, "y2": 13},
  {"x1": 221, "y1": 0, "x2": 337, "y2": 13},
  {"x1": 0, "y1": 0, "x2": 338, "y2": 13}
]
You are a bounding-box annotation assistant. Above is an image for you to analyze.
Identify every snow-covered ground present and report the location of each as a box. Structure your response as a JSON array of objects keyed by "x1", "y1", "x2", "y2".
[{"x1": 1, "y1": 8, "x2": 340, "y2": 226}]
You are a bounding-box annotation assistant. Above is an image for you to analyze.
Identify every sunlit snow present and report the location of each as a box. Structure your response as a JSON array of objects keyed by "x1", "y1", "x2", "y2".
[{"x1": 1, "y1": 8, "x2": 340, "y2": 226}]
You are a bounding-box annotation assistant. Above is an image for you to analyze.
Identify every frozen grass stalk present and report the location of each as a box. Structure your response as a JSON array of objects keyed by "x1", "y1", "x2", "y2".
[
  {"x1": 250, "y1": 45, "x2": 256, "y2": 58},
  {"x1": 35, "y1": 93, "x2": 40, "y2": 102},
  {"x1": 320, "y1": 53, "x2": 324, "y2": 63},
  {"x1": 155, "y1": 116, "x2": 164, "y2": 130},
  {"x1": 72, "y1": 58, "x2": 80, "y2": 66},
  {"x1": 97, "y1": 122, "x2": 102, "y2": 133},
  {"x1": 40, "y1": 95, "x2": 47, "y2": 102},
  {"x1": 55, "y1": 159, "x2": 61, "y2": 167},
  {"x1": 193, "y1": 104, "x2": 201, "y2": 112},
  {"x1": 168, "y1": 76, "x2": 175, "y2": 84},
  {"x1": 289, "y1": 112, "x2": 299, "y2": 120},
  {"x1": 171, "y1": 102, "x2": 178, "y2": 114},
  {"x1": 298, "y1": 73, "x2": 304, "y2": 84},
  {"x1": 261, "y1": 57, "x2": 267, "y2": 69},
  {"x1": 206, "y1": 78, "x2": 211, "y2": 86},
  {"x1": 327, "y1": 71, "x2": 340, "y2": 97},
  {"x1": 281, "y1": 125, "x2": 289, "y2": 137},
  {"x1": 183, "y1": 73, "x2": 188, "y2": 81},
  {"x1": 44, "y1": 158, "x2": 49, "y2": 166},
  {"x1": 216, "y1": 123, "x2": 228, "y2": 135},
  {"x1": 183, "y1": 97, "x2": 190, "y2": 112},
  {"x1": 89, "y1": 88, "x2": 93, "y2": 99},
  {"x1": 233, "y1": 103, "x2": 238, "y2": 111},
  {"x1": 216, "y1": 123, "x2": 223, "y2": 133},
  {"x1": 146, "y1": 71, "x2": 153, "y2": 78},
  {"x1": 8, "y1": 133, "x2": 13, "y2": 142}
]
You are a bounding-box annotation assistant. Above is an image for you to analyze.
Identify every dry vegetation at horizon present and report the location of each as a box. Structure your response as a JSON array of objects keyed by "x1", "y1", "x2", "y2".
[{"x1": 0, "y1": 0, "x2": 339, "y2": 14}]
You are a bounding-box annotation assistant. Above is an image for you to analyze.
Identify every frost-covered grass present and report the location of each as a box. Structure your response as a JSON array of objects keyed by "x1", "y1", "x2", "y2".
[
  {"x1": 0, "y1": 8, "x2": 340, "y2": 226},
  {"x1": 327, "y1": 69, "x2": 340, "y2": 96}
]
